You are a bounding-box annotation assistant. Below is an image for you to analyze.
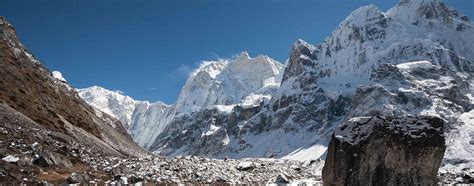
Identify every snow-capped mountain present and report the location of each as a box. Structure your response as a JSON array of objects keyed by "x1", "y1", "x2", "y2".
[
  {"x1": 174, "y1": 51, "x2": 285, "y2": 113},
  {"x1": 79, "y1": 0, "x2": 473, "y2": 177},
  {"x1": 78, "y1": 52, "x2": 284, "y2": 148},
  {"x1": 77, "y1": 86, "x2": 171, "y2": 147},
  {"x1": 153, "y1": 0, "x2": 472, "y2": 169},
  {"x1": 78, "y1": 86, "x2": 141, "y2": 128}
]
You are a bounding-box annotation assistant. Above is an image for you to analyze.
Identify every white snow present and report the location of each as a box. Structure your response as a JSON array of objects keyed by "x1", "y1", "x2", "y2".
[
  {"x1": 282, "y1": 143, "x2": 328, "y2": 162},
  {"x1": 203, "y1": 125, "x2": 221, "y2": 136},
  {"x1": 52, "y1": 71, "x2": 66, "y2": 82},
  {"x1": 240, "y1": 94, "x2": 271, "y2": 108},
  {"x1": 212, "y1": 105, "x2": 236, "y2": 113},
  {"x1": 174, "y1": 52, "x2": 284, "y2": 113},
  {"x1": 78, "y1": 85, "x2": 172, "y2": 148},
  {"x1": 78, "y1": 86, "x2": 140, "y2": 128},
  {"x1": 440, "y1": 80, "x2": 474, "y2": 173},
  {"x1": 236, "y1": 161, "x2": 256, "y2": 170},
  {"x1": 396, "y1": 61, "x2": 435, "y2": 72}
]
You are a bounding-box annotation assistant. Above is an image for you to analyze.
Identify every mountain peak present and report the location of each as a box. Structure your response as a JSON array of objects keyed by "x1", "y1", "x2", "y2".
[
  {"x1": 399, "y1": 0, "x2": 441, "y2": 5},
  {"x1": 387, "y1": 0, "x2": 463, "y2": 27},
  {"x1": 344, "y1": 4, "x2": 384, "y2": 26},
  {"x1": 238, "y1": 51, "x2": 250, "y2": 60}
]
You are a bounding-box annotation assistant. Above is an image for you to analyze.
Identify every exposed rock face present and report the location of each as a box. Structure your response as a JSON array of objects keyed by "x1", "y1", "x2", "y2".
[{"x1": 322, "y1": 116, "x2": 446, "y2": 185}]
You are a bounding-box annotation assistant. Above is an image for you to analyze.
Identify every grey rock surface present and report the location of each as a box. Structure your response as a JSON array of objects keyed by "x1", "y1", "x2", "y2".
[{"x1": 323, "y1": 116, "x2": 446, "y2": 186}]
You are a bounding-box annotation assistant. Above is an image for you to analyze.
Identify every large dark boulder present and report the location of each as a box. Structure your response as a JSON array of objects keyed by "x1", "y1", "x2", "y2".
[{"x1": 322, "y1": 116, "x2": 446, "y2": 186}]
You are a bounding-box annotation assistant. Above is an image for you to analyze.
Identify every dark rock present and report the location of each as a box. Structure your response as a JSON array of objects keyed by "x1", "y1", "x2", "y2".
[
  {"x1": 0, "y1": 167, "x2": 5, "y2": 176},
  {"x1": 32, "y1": 156, "x2": 49, "y2": 167},
  {"x1": 460, "y1": 173, "x2": 474, "y2": 183},
  {"x1": 113, "y1": 175, "x2": 122, "y2": 181},
  {"x1": 276, "y1": 173, "x2": 291, "y2": 184},
  {"x1": 128, "y1": 175, "x2": 143, "y2": 184},
  {"x1": 322, "y1": 116, "x2": 446, "y2": 186},
  {"x1": 214, "y1": 176, "x2": 229, "y2": 183}
]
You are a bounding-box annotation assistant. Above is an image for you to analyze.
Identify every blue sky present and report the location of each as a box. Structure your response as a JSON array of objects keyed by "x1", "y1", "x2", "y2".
[{"x1": 1, "y1": 0, "x2": 472, "y2": 103}]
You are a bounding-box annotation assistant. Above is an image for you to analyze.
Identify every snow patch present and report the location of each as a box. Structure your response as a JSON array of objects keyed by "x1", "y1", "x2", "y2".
[
  {"x1": 396, "y1": 61, "x2": 435, "y2": 72},
  {"x1": 52, "y1": 71, "x2": 66, "y2": 82}
]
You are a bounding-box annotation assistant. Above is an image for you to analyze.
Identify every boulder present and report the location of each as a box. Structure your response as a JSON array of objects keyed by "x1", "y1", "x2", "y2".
[
  {"x1": 32, "y1": 155, "x2": 49, "y2": 167},
  {"x1": 1, "y1": 155, "x2": 19, "y2": 163},
  {"x1": 275, "y1": 173, "x2": 291, "y2": 184},
  {"x1": 322, "y1": 116, "x2": 446, "y2": 185},
  {"x1": 236, "y1": 162, "x2": 257, "y2": 171},
  {"x1": 128, "y1": 175, "x2": 143, "y2": 184},
  {"x1": 111, "y1": 163, "x2": 130, "y2": 176},
  {"x1": 65, "y1": 172, "x2": 90, "y2": 184}
]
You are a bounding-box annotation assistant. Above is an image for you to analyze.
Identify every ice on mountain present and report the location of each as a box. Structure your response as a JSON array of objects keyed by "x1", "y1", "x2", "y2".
[
  {"x1": 52, "y1": 71, "x2": 66, "y2": 82},
  {"x1": 396, "y1": 61, "x2": 436, "y2": 72}
]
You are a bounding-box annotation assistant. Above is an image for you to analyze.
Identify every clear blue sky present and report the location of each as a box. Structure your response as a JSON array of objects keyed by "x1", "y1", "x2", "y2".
[{"x1": 1, "y1": 0, "x2": 472, "y2": 103}]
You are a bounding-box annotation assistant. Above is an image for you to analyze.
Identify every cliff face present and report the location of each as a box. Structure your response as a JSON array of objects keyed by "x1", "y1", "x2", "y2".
[{"x1": 322, "y1": 116, "x2": 446, "y2": 186}]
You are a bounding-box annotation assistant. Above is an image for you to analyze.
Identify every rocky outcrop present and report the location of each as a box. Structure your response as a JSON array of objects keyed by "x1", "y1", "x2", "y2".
[{"x1": 322, "y1": 116, "x2": 446, "y2": 185}]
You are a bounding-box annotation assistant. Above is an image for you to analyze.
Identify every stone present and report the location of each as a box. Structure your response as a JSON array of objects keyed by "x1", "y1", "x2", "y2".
[
  {"x1": 111, "y1": 163, "x2": 130, "y2": 176},
  {"x1": 128, "y1": 176, "x2": 143, "y2": 184},
  {"x1": 1, "y1": 155, "x2": 19, "y2": 163},
  {"x1": 276, "y1": 173, "x2": 291, "y2": 184},
  {"x1": 32, "y1": 155, "x2": 49, "y2": 167},
  {"x1": 65, "y1": 172, "x2": 90, "y2": 184},
  {"x1": 236, "y1": 162, "x2": 257, "y2": 171},
  {"x1": 322, "y1": 116, "x2": 446, "y2": 186}
]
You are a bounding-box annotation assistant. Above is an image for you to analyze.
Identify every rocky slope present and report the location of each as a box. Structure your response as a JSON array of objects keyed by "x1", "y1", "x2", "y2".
[
  {"x1": 0, "y1": 16, "x2": 149, "y2": 182},
  {"x1": 79, "y1": 0, "x2": 473, "y2": 183}
]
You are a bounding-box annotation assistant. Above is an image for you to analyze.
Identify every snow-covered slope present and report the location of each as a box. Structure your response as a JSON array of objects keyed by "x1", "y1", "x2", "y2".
[
  {"x1": 78, "y1": 86, "x2": 140, "y2": 128},
  {"x1": 77, "y1": 86, "x2": 170, "y2": 147},
  {"x1": 174, "y1": 51, "x2": 284, "y2": 113}
]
